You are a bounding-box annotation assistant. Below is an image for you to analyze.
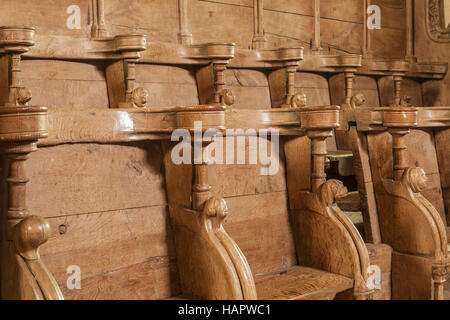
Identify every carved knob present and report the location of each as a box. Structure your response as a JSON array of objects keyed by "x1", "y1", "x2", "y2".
[
  {"x1": 218, "y1": 89, "x2": 235, "y2": 107},
  {"x1": 131, "y1": 87, "x2": 149, "y2": 108},
  {"x1": 399, "y1": 95, "x2": 412, "y2": 107},
  {"x1": 14, "y1": 216, "x2": 50, "y2": 261},
  {"x1": 319, "y1": 179, "x2": 348, "y2": 206},
  {"x1": 405, "y1": 167, "x2": 427, "y2": 193},
  {"x1": 350, "y1": 93, "x2": 366, "y2": 109},
  {"x1": 16, "y1": 87, "x2": 32, "y2": 106},
  {"x1": 290, "y1": 92, "x2": 307, "y2": 108},
  {"x1": 203, "y1": 197, "x2": 228, "y2": 219}
]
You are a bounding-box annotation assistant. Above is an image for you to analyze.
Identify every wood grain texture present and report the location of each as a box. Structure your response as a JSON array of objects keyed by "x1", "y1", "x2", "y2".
[{"x1": 255, "y1": 265, "x2": 353, "y2": 300}]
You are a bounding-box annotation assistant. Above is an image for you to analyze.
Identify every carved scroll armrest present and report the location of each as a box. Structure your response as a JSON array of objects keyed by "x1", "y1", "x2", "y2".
[
  {"x1": 13, "y1": 216, "x2": 64, "y2": 300},
  {"x1": 171, "y1": 197, "x2": 256, "y2": 300}
]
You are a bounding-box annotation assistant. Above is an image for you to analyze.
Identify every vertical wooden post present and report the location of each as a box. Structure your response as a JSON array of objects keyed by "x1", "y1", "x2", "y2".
[
  {"x1": 362, "y1": 0, "x2": 371, "y2": 57},
  {"x1": 192, "y1": 153, "x2": 212, "y2": 211},
  {"x1": 92, "y1": 0, "x2": 107, "y2": 38},
  {"x1": 97, "y1": 0, "x2": 107, "y2": 37},
  {"x1": 178, "y1": 0, "x2": 193, "y2": 45},
  {"x1": 382, "y1": 106, "x2": 418, "y2": 181},
  {"x1": 125, "y1": 60, "x2": 136, "y2": 102},
  {"x1": 285, "y1": 66, "x2": 297, "y2": 105},
  {"x1": 393, "y1": 75, "x2": 403, "y2": 106},
  {"x1": 405, "y1": 0, "x2": 416, "y2": 61},
  {"x1": 4, "y1": 143, "x2": 36, "y2": 236},
  {"x1": 390, "y1": 128, "x2": 409, "y2": 181},
  {"x1": 212, "y1": 60, "x2": 229, "y2": 103},
  {"x1": 300, "y1": 106, "x2": 340, "y2": 193},
  {"x1": 252, "y1": 0, "x2": 265, "y2": 50},
  {"x1": 313, "y1": 0, "x2": 322, "y2": 53},
  {"x1": 344, "y1": 69, "x2": 356, "y2": 105},
  {"x1": 309, "y1": 132, "x2": 330, "y2": 193}
]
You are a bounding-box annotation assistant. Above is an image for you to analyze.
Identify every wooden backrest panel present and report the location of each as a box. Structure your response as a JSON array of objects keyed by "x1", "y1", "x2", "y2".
[
  {"x1": 29, "y1": 142, "x2": 179, "y2": 299},
  {"x1": 105, "y1": 0, "x2": 179, "y2": 43},
  {"x1": 21, "y1": 59, "x2": 109, "y2": 110},
  {"x1": 136, "y1": 64, "x2": 199, "y2": 107},
  {"x1": 224, "y1": 69, "x2": 271, "y2": 109},
  {"x1": 209, "y1": 137, "x2": 298, "y2": 275}
]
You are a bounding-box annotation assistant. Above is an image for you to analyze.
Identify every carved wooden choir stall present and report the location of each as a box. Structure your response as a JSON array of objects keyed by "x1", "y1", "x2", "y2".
[{"x1": 0, "y1": 0, "x2": 449, "y2": 300}]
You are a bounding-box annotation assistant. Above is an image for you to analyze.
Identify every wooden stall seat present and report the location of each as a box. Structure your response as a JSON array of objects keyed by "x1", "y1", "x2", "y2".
[{"x1": 340, "y1": 72, "x2": 450, "y2": 299}]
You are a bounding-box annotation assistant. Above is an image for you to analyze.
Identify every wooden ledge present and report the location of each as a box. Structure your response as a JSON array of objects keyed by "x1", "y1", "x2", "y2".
[
  {"x1": 39, "y1": 107, "x2": 306, "y2": 146},
  {"x1": 0, "y1": 105, "x2": 48, "y2": 142},
  {"x1": 254, "y1": 266, "x2": 354, "y2": 300},
  {"x1": 353, "y1": 106, "x2": 450, "y2": 131}
]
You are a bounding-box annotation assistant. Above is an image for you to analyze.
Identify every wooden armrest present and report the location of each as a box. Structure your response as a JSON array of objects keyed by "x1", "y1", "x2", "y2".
[{"x1": 254, "y1": 266, "x2": 353, "y2": 300}]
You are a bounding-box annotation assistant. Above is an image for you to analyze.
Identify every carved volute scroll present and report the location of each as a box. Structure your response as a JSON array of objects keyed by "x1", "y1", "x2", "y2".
[{"x1": 0, "y1": 26, "x2": 63, "y2": 300}]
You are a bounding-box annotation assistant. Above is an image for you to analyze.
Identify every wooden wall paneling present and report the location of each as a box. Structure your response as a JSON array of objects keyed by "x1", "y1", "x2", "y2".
[
  {"x1": 21, "y1": 59, "x2": 109, "y2": 110},
  {"x1": 188, "y1": 0, "x2": 254, "y2": 48},
  {"x1": 0, "y1": 0, "x2": 91, "y2": 38},
  {"x1": 135, "y1": 64, "x2": 200, "y2": 107},
  {"x1": 104, "y1": 0, "x2": 179, "y2": 43}
]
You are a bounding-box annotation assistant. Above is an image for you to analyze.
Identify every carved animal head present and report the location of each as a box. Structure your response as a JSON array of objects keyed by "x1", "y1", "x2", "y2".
[
  {"x1": 400, "y1": 95, "x2": 412, "y2": 107},
  {"x1": 16, "y1": 87, "x2": 32, "y2": 106},
  {"x1": 405, "y1": 167, "x2": 427, "y2": 193},
  {"x1": 132, "y1": 87, "x2": 149, "y2": 108},
  {"x1": 218, "y1": 89, "x2": 235, "y2": 106},
  {"x1": 319, "y1": 179, "x2": 348, "y2": 206},
  {"x1": 351, "y1": 93, "x2": 366, "y2": 108},
  {"x1": 290, "y1": 92, "x2": 307, "y2": 108},
  {"x1": 203, "y1": 197, "x2": 228, "y2": 219}
]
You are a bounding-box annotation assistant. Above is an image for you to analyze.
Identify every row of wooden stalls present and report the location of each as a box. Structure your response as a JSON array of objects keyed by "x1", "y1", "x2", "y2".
[{"x1": 0, "y1": 24, "x2": 449, "y2": 300}]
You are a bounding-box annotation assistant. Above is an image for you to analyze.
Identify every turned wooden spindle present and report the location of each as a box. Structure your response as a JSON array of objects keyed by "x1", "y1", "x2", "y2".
[
  {"x1": 193, "y1": 158, "x2": 212, "y2": 211},
  {"x1": 285, "y1": 66, "x2": 297, "y2": 105},
  {"x1": 390, "y1": 128, "x2": 409, "y2": 181},
  {"x1": 125, "y1": 60, "x2": 137, "y2": 102},
  {"x1": 113, "y1": 34, "x2": 147, "y2": 105},
  {"x1": 251, "y1": 0, "x2": 265, "y2": 50},
  {"x1": 393, "y1": 75, "x2": 403, "y2": 106},
  {"x1": 309, "y1": 131, "x2": 332, "y2": 193},
  {"x1": 5, "y1": 143, "x2": 35, "y2": 223},
  {"x1": 213, "y1": 60, "x2": 229, "y2": 104},
  {"x1": 300, "y1": 105, "x2": 340, "y2": 193},
  {"x1": 344, "y1": 69, "x2": 357, "y2": 106},
  {"x1": 381, "y1": 106, "x2": 418, "y2": 181}
]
